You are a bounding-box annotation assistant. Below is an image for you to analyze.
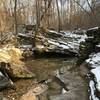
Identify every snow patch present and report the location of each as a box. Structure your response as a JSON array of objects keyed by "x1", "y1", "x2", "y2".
[
  {"x1": 86, "y1": 52, "x2": 100, "y2": 99},
  {"x1": 86, "y1": 52, "x2": 100, "y2": 68},
  {"x1": 91, "y1": 67, "x2": 100, "y2": 91},
  {"x1": 89, "y1": 80, "x2": 99, "y2": 100}
]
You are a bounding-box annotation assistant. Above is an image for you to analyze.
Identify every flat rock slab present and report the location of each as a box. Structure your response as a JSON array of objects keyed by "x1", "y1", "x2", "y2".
[
  {"x1": 0, "y1": 71, "x2": 13, "y2": 91},
  {"x1": 20, "y1": 84, "x2": 48, "y2": 100},
  {"x1": 20, "y1": 92, "x2": 37, "y2": 100}
]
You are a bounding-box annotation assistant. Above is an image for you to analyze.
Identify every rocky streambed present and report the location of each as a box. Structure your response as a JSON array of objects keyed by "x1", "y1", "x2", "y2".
[{"x1": 0, "y1": 57, "x2": 88, "y2": 100}]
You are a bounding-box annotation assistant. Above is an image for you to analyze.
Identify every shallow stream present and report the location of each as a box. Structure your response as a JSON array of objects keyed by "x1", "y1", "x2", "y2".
[{"x1": 0, "y1": 57, "x2": 88, "y2": 100}]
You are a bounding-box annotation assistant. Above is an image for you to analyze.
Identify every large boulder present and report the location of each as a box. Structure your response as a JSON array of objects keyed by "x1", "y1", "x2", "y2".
[
  {"x1": 0, "y1": 47, "x2": 35, "y2": 78},
  {"x1": 7, "y1": 62, "x2": 35, "y2": 78}
]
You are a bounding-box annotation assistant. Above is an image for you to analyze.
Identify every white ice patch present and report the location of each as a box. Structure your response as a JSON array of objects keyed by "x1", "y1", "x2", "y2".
[
  {"x1": 62, "y1": 88, "x2": 67, "y2": 94},
  {"x1": 88, "y1": 27, "x2": 99, "y2": 31},
  {"x1": 0, "y1": 72, "x2": 4, "y2": 76},
  {"x1": 96, "y1": 44, "x2": 100, "y2": 48}
]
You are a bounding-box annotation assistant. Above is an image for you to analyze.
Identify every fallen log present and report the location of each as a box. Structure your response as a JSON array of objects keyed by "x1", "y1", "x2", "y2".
[{"x1": 35, "y1": 29, "x2": 87, "y2": 55}]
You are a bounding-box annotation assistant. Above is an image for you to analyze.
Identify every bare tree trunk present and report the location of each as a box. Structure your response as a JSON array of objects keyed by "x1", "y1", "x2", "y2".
[
  {"x1": 56, "y1": 0, "x2": 60, "y2": 32},
  {"x1": 14, "y1": 0, "x2": 17, "y2": 35},
  {"x1": 69, "y1": 0, "x2": 73, "y2": 29},
  {"x1": 86, "y1": 0, "x2": 97, "y2": 25},
  {"x1": 60, "y1": 0, "x2": 63, "y2": 30},
  {"x1": 40, "y1": 0, "x2": 52, "y2": 21},
  {"x1": 35, "y1": 0, "x2": 39, "y2": 30}
]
